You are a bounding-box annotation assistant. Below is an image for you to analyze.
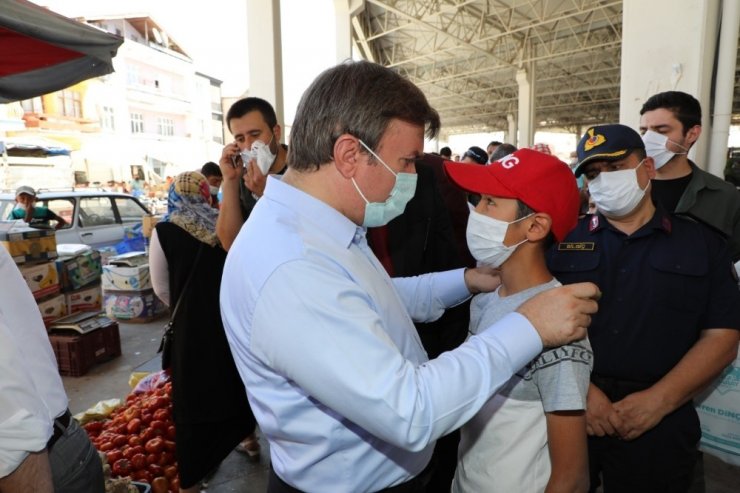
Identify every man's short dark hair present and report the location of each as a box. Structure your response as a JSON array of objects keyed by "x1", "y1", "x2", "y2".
[
  {"x1": 488, "y1": 141, "x2": 503, "y2": 148},
  {"x1": 490, "y1": 143, "x2": 518, "y2": 162},
  {"x1": 640, "y1": 91, "x2": 701, "y2": 134},
  {"x1": 288, "y1": 61, "x2": 440, "y2": 171},
  {"x1": 440, "y1": 146, "x2": 452, "y2": 158},
  {"x1": 226, "y1": 97, "x2": 278, "y2": 132},
  {"x1": 201, "y1": 162, "x2": 221, "y2": 178}
]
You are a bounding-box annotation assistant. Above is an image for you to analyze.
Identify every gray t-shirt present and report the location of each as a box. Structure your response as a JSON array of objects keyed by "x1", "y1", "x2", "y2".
[
  {"x1": 469, "y1": 278, "x2": 593, "y2": 412},
  {"x1": 452, "y1": 278, "x2": 594, "y2": 493}
]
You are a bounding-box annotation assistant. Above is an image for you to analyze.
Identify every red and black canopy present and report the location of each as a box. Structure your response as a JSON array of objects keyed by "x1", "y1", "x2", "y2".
[{"x1": 0, "y1": 0, "x2": 123, "y2": 103}]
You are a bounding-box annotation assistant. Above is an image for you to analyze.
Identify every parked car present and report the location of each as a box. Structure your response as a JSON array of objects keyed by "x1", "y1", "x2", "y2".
[{"x1": 0, "y1": 189, "x2": 151, "y2": 248}]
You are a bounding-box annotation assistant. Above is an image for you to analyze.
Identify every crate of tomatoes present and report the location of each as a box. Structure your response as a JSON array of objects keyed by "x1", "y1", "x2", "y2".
[{"x1": 84, "y1": 372, "x2": 179, "y2": 493}]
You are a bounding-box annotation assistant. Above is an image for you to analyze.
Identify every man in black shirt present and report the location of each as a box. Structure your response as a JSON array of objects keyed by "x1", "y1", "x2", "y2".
[{"x1": 639, "y1": 91, "x2": 740, "y2": 260}]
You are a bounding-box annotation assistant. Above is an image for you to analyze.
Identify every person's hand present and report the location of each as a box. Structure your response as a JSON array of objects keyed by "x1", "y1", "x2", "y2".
[
  {"x1": 586, "y1": 384, "x2": 621, "y2": 437},
  {"x1": 516, "y1": 282, "x2": 600, "y2": 347},
  {"x1": 243, "y1": 160, "x2": 268, "y2": 197},
  {"x1": 611, "y1": 389, "x2": 666, "y2": 441},
  {"x1": 219, "y1": 142, "x2": 245, "y2": 183},
  {"x1": 464, "y1": 266, "x2": 501, "y2": 294}
]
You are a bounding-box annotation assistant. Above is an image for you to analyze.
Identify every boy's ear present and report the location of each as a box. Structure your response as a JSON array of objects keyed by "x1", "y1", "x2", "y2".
[{"x1": 526, "y1": 213, "x2": 552, "y2": 242}]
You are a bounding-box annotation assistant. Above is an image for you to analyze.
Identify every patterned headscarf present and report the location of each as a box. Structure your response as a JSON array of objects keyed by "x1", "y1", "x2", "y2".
[{"x1": 161, "y1": 171, "x2": 219, "y2": 246}]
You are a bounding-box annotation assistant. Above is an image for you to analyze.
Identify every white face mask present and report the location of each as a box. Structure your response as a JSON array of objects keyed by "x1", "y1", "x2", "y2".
[
  {"x1": 588, "y1": 159, "x2": 648, "y2": 218},
  {"x1": 240, "y1": 134, "x2": 276, "y2": 175},
  {"x1": 209, "y1": 185, "x2": 220, "y2": 195},
  {"x1": 466, "y1": 209, "x2": 531, "y2": 268},
  {"x1": 642, "y1": 130, "x2": 688, "y2": 170}
]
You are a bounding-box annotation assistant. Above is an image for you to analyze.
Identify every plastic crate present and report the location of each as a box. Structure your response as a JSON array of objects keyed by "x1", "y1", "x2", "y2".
[
  {"x1": 48, "y1": 321, "x2": 121, "y2": 376},
  {"x1": 132, "y1": 482, "x2": 151, "y2": 493}
]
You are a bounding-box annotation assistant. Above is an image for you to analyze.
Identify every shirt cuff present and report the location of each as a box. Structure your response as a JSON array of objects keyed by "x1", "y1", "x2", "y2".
[
  {"x1": 436, "y1": 268, "x2": 472, "y2": 307},
  {"x1": 477, "y1": 312, "x2": 543, "y2": 371}
]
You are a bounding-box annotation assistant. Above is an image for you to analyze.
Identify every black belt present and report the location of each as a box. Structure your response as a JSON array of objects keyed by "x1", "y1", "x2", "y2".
[
  {"x1": 47, "y1": 409, "x2": 72, "y2": 451},
  {"x1": 268, "y1": 462, "x2": 430, "y2": 493}
]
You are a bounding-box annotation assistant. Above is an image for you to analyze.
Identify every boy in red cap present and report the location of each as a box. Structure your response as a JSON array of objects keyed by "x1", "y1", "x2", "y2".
[{"x1": 444, "y1": 148, "x2": 592, "y2": 493}]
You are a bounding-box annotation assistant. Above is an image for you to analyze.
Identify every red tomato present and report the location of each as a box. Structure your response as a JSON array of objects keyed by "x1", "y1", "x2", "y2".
[
  {"x1": 111, "y1": 458, "x2": 132, "y2": 477},
  {"x1": 84, "y1": 421, "x2": 104, "y2": 433},
  {"x1": 98, "y1": 441, "x2": 114, "y2": 452},
  {"x1": 106, "y1": 450, "x2": 123, "y2": 465},
  {"x1": 160, "y1": 451, "x2": 175, "y2": 466},
  {"x1": 150, "y1": 420, "x2": 167, "y2": 431},
  {"x1": 131, "y1": 469, "x2": 151, "y2": 483},
  {"x1": 128, "y1": 435, "x2": 142, "y2": 447},
  {"x1": 140, "y1": 428, "x2": 155, "y2": 443},
  {"x1": 145, "y1": 437, "x2": 165, "y2": 454},
  {"x1": 131, "y1": 453, "x2": 146, "y2": 470},
  {"x1": 148, "y1": 463, "x2": 163, "y2": 477},
  {"x1": 141, "y1": 411, "x2": 153, "y2": 425},
  {"x1": 112, "y1": 434, "x2": 127, "y2": 447},
  {"x1": 162, "y1": 440, "x2": 176, "y2": 453},
  {"x1": 151, "y1": 476, "x2": 169, "y2": 493},
  {"x1": 169, "y1": 476, "x2": 180, "y2": 492},
  {"x1": 163, "y1": 465, "x2": 178, "y2": 480},
  {"x1": 165, "y1": 425, "x2": 176, "y2": 441},
  {"x1": 130, "y1": 445, "x2": 145, "y2": 457},
  {"x1": 121, "y1": 446, "x2": 136, "y2": 460},
  {"x1": 152, "y1": 409, "x2": 170, "y2": 422},
  {"x1": 146, "y1": 453, "x2": 160, "y2": 465},
  {"x1": 126, "y1": 418, "x2": 142, "y2": 434}
]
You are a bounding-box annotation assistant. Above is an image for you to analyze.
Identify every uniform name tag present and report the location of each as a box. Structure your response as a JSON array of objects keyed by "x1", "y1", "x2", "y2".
[{"x1": 558, "y1": 242, "x2": 595, "y2": 251}]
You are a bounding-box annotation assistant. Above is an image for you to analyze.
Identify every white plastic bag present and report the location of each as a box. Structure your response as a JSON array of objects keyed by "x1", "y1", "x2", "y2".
[{"x1": 695, "y1": 343, "x2": 740, "y2": 465}]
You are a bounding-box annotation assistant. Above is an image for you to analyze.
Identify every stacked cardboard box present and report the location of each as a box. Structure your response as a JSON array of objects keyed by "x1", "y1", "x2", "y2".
[
  {"x1": 102, "y1": 251, "x2": 165, "y2": 323},
  {"x1": 1, "y1": 222, "x2": 66, "y2": 327},
  {"x1": 56, "y1": 249, "x2": 103, "y2": 315}
]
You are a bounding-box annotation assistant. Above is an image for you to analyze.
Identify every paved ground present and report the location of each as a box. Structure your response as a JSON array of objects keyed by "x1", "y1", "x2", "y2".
[{"x1": 61, "y1": 318, "x2": 740, "y2": 492}]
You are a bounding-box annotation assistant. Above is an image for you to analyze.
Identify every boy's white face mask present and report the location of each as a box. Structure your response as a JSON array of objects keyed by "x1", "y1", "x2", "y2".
[{"x1": 466, "y1": 209, "x2": 531, "y2": 268}]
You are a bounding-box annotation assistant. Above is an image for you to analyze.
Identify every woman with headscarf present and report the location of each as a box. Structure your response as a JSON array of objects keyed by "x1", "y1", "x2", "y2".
[{"x1": 149, "y1": 171, "x2": 256, "y2": 492}]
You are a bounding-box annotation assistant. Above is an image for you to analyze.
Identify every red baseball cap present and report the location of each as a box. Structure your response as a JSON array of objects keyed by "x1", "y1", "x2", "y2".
[{"x1": 444, "y1": 148, "x2": 579, "y2": 242}]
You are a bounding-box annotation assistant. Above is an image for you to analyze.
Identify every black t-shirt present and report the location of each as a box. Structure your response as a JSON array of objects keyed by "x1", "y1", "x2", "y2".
[{"x1": 651, "y1": 173, "x2": 693, "y2": 212}]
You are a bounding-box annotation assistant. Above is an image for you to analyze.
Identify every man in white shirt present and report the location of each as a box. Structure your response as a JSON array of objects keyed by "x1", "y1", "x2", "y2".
[
  {"x1": 220, "y1": 60, "x2": 599, "y2": 493},
  {"x1": 0, "y1": 247, "x2": 103, "y2": 493}
]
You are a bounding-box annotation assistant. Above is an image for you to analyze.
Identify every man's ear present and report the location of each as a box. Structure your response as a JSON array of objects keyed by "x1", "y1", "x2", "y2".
[
  {"x1": 526, "y1": 213, "x2": 552, "y2": 242},
  {"x1": 273, "y1": 124, "x2": 282, "y2": 143},
  {"x1": 686, "y1": 124, "x2": 701, "y2": 148},
  {"x1": 333, "y1": 134, "x2": 363, "y2": 179},
  {"x1": 643, "y1": 156, "x2": 657, "y2": 179}
]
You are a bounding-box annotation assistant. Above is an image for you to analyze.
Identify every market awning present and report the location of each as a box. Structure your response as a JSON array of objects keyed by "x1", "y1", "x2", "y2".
[{"x1": 0, "y1": 0, "x2": 123, "y2": 103}]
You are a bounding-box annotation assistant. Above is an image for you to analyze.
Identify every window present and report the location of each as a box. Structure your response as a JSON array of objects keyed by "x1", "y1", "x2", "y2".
[
  {"x1": 56, "y1": 90, "x2": 81, "y2": 118},
  {"x1": 102, "y1": 106, "x2": 115, "y2": 131},
  {"x1": 43, "y1": 199, "x2": 75, "y2": 229},
  {"x1": 130, "y1": 113, "x2": 144, "y2": 134},
  {"x1": 157, "y1": 117, "x2": 174, "y2": 137},
  {"x1": 114, "y1": 197, "x2": 148, "y2": 223},
  {"x1": 79, "y1": 197, "x2": 116, "y2": 227},
  {"x1": 20, "y1": 97, "x2": 43, "y2": 113}
]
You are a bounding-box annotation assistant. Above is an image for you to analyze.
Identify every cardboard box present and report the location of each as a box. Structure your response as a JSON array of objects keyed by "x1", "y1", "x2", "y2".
[
  {"x1": 19, "y1": 261, "x2": 60, "y2": 299},
  {"x1": 65, "y1": 283, "x2": 102, "y2": 314},
  {"x1": 102, "y1": 251, "x2": 150, "y2": 291},
  {"x1": 37, "y1": 293, "x2": 67, "y2": 326},
  {"x1": 102, "y1": 264, "x2": 151, "y2": 291},
  {"x1": 108, "y1": 251, "x2": 148, "y2": 267},
  {"x1": 0, "y1": 222, "x2": 57, "y2": 264},
  {"x1": 48, "y1": 318, "x2": 121, "y2": 376},
  {"x1": 142, "y1": 215, "x2": 162, "y2": 238},
  {"x1": 56, "y1": 250, "x2": 102, "y2": 291},
  {"x1": 103, "y1": 289, "x2": 165, "y2": 322}
]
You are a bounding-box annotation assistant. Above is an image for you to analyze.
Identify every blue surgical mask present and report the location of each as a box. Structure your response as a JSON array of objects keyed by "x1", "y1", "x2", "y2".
[{"x1": 351, "y1": 140, "x2": 417, "y2": 228}]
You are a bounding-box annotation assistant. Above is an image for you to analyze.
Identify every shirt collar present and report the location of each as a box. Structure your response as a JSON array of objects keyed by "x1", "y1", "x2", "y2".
[
  {"x1": 264, "y1": 176, "x2": 359, "y2": 249},
  {"x1": 588, "y1": 205, "x2": 672, "y2": 236}
]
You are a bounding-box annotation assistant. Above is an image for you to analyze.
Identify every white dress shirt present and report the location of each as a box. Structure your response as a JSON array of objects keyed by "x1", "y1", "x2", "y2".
[
  {"x1": 220, "y1": 177, "x2": 542, "y2": 492},
  {"x1": 0, "y1": 247, "x2": 68, "y2": 478}
]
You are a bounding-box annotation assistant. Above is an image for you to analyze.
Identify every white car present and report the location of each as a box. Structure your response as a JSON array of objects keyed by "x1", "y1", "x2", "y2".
[{"x1": 0, "y1": 189, "x2": 151, "y2": 248}]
